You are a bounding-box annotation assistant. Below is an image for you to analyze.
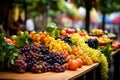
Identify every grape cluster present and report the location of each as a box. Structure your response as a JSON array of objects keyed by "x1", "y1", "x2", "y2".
[
  {"x1": 31, "y1": 62, "x2": 51, "y2": 73},
  {"x1": 13, "y1": 44, "x2": 67, "y2": 73},
  {"x1": 12, "y1": 55, "x2": 27, "y2": 73},
  {"x1": 70, "y1": 34, "x2": 108, "y2": 80},
  {"x1": 51, "y1": 63, "x2": 66, "y2": 72},
  {"x1": 85, "y1": 38, "x2": 98, "y2": 49},
  {"x1": 25, "y1": 51, "x2": 43, "y2": 71},
  {"x1": 39, "y1": 45, "x2": 49, "y2": 55},
  {"x1": 62, "y1": 36, "x2": 72, "y2": 46},
  {"x1": 100, "y1": 54, "x2": 108, "y2": 80},
  {"x1": 42, "y1": 52, "x2": 67, "y2": 65},
  {"x1": 20, "y1": 44, "x2": 39, "y2": 54}
]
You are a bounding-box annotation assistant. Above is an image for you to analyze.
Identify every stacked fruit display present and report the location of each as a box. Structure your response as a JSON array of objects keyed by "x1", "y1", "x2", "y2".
[
  {"x1": 0, "y1": 24, "x2": 113, "y2": 80},
  {"x1": 70, "y1": 33, "x2": 108, "y2": 79},
  {"x1": 85, "y1": 38, "x2": 98, "y2": 49},
  {"x1": 89, "y1": 29, "x2": 104, "y2": 36},
  {"x1": 107, "y1": 33, "x2": 117, "y2": 40},
  {"x1": 60, "y1": 28, "x2": 89, "y2": 41},
  {"x1": 97, "y1": 35, "x2": 113, "y2": 45},
  {"x1": 13, "y1": 44, "x2": 68, "y2": 73},
  {"x1": 29, "y1": 31, "x2": 72, "y2": 53}
]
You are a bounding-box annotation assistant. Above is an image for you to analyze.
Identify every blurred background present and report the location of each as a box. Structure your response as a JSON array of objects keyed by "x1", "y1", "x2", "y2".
[{"x1": 0, "y1": 0, "x2": 120, "y2": 40}]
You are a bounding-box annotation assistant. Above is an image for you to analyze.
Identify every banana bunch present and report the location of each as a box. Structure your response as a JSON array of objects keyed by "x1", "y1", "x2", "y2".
[{"x1": 46, "y1": 38, "x2": 72, "y2": 53}]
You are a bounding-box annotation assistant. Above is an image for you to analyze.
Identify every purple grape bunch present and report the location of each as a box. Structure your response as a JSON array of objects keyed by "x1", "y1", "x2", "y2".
[{"x1": 12, "y1": 44, "x2": 68, "y2": 73}]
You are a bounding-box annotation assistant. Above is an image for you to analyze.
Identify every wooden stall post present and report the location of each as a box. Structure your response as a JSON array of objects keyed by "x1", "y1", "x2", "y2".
[{"x1": 114, "y1": 50, "x2": 120, "y2": 80}]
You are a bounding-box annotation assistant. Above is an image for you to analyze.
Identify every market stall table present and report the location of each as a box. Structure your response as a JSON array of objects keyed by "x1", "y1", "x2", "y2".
[
  {"x1": 0, "y1": 63, "x2": 99, "y2": 80},
  {"x1": 112, "y1": 49, "x2": 120, "y2": 55}
]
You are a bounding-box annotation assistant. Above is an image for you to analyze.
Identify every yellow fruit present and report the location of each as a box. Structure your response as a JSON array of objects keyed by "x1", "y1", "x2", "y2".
[
  {"x1": 61, "y1": 29, "x2": 66, "y2": 36},
  {"x1": 18, "y1": 31, "x2": 24, "y2": 36},
  {"x1": 11, "y1": 35, "x2": 17, "y2": 40}
]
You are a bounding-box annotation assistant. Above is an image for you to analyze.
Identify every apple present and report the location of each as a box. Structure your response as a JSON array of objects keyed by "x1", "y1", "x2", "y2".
[
  {"x1": 112, "y1": 41, "x2": 120, "y2": 49},
  {"x1": 66, "y1": 29, "x2": 75, "y2": 34}
]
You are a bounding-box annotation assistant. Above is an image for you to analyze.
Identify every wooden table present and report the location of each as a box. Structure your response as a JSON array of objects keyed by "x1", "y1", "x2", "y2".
[
  {"x1": 0, "y1": 49, "x2": 119, "y2": 80},
  {"x1": 0, "y1": 63, "x2": 99, "y2": 80},
  {"x1": 112, "y1": 49, "x2": 120, "y2": 55}
]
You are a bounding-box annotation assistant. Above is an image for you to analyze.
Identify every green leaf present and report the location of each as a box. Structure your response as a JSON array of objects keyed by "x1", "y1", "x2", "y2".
[
  {"x1": 47, "y1": 22, "x2": 57, "y2": 29},
  {"x1": 0, "y1": 33, "x2": 19, "y2": 69},
  {"x1": 0, "y1": 33, "x2": 4, "y2": 42},
  {"x1": 12, "y1": 52, "x2": 19, "y2": 57},
  {"x1": 16, "y1": 31, "x2": 32, "y2": 48},
  {"x1": 55, "y1": 29, "x2": 60, "y2": 37},
  {"x1": 45, "y1": 27, "x2": 54, "y2": 32},
  {"x1": 101, "y1": 44, "x2": 112, "y2": 61},
  {"x1": 7, "y1": 52, "x2": 19, "y2": 68},
  {"x1": 11, "y1": 59, "x2": 14, "y2": 65}
]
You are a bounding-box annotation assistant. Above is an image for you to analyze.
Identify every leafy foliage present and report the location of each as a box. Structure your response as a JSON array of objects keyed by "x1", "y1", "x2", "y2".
[
  {"x1": 93, "y1": 0, "x2": 120, "y2": 13},
  {"x1": 15, "y1": 31, "x2": 32, "y2": 48},
  {"x1": 99, "y1": 44, "x2": 112, "y2": 61},
  {"x1": 45, "y1": 22, "x2": 60, "y2": 37},
  {"x1": 0, "y1": 33, "x2": 19, "y2": 70}
]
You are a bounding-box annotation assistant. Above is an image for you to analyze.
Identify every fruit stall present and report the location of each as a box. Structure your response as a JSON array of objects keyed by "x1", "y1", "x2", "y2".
[{"x1": 0, "y1": 23, "x2": 120, "y2": 80}]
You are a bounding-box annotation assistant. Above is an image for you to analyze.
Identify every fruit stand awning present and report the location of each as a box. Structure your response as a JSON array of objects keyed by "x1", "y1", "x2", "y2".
[{"x1": 111, "y1": 17, "x2": 120, "y2": 24}]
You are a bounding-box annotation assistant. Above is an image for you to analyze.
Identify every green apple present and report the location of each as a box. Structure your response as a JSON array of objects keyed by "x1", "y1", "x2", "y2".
[{"x1": 11, "y1": 35, "x2": 17, "y2": 40}]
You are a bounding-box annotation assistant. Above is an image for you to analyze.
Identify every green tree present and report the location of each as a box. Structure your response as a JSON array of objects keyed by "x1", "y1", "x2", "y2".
[{"x1": 93, "y1": 0, "x2": 120, "y2": 30}]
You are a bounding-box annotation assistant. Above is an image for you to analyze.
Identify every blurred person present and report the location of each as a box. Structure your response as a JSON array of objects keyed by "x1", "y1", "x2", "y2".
[
  {"x1": 0, "y1": 25, "x2": 6, "y2": 35},
  {"x1": 17, "y1": 10, "x2": 26, "y2": 31},
  {"x1": 9, "y1": 17, "x2": 22, "y2": 35},
  {"x1": 34, "y1": 6, "x2": 48, "y2": 31},
  {"x1": 54, "y1": 11, "x2": 62, "y2": 28},
  {"x1": 0, "y1": 19, "x2": 7, "y2": 36},
  {"x1": 8, "y1": 10, "x2": 24, "y2": 36},
  {"x1": 17, "y1": 15, "x2": 25, "y2": 31},
  {"x1": 7, "y1": 4, "x2": 25, "y2": 36},
  {"x1": 34, "y1": 14, "x2": 44, "y2": 31},
  {"x1": 26, "y1": 12, "x2": 35, "y2": 32}
]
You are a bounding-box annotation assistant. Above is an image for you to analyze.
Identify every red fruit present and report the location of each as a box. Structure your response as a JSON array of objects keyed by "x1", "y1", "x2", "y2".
[
  {"x1": 66, "y1": 29, "x2": 75, "y2": 34},
  {"x1": 4, "y1": 37, "x2": 12, "y2": 43},
  {"x1": 112, "y1": 41, "x2": 120, "y2": 49},
  {"x1": 78, "y1": 32, "x2": 86, "y2": 36},
  {"x1": 68, "y1": 59, "x2": 79, "y2": 70},
  {"x1": 76, "y1": 58, "x2": 83, "y2": 68}
]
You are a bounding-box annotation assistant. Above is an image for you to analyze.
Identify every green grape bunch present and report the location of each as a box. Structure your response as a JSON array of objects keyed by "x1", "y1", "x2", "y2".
[{"x1": 70, "y1": 33, "x2": 108, "y2": 80}]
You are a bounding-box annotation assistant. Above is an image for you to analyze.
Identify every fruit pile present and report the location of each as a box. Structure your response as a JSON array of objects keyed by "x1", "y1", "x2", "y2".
[
  {"x1": 70, "y1": 33, "x2": 108, "y2": 79},
  {"x1": 60, "y1": 28, "x2": 89, "y2": 41},
  {"x1": 29, "y1": 31, "x2": 72, "y2": 53},
  {"x1": 0, "y1": 23, "x2": 112, "y2": 80},
  {"x1": 89, "y1": 29, "x2": 104, "y2": 36},
  {"x1": 97, "y1": 35, "x2": 113, "y2": 44},
  {"x1": 112, "y1": 41, "x2": 120, "y2": 49},
  {"x1": 107, "y1": 33, "x2": 117, "y2": 39},
  {"x1": 85, "y1": 38, "x2": 98, "y2": 49},
  {"x1": 13, "y1": 44, "x2": 67, "y2": 73}
]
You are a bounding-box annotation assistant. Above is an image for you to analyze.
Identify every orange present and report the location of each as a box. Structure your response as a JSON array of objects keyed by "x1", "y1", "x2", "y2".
[{"x1": 68, "y1": 59, "x2": 79, "y2": 70}]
